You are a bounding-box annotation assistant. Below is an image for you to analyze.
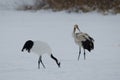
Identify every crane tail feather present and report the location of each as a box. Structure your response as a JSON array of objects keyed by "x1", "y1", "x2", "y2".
[{"x1": 82, "y1": 39, "x2": 94, "y2": 52}]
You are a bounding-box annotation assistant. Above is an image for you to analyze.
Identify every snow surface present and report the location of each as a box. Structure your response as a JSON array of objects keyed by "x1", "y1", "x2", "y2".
[{"x1": 0, "y1": 10, "x2": 120, "y2": 80}]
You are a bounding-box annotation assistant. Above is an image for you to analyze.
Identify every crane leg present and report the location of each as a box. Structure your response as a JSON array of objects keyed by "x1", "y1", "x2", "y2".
[
  {"x1": 78, "y1": 47, "x2": 81, "y2": 60},
  {"x1": 51, "y1": 54, "x2": 61, "y2": 68},
  {"x1": 38, "y1": 56, "x2": 40, "y2": 69},
  {"x1": 83, "y1": 49, "x2": 86, "y2": 60},
  {"x1": 38, "y1": 56, "x2": 46, "y2": 69}
]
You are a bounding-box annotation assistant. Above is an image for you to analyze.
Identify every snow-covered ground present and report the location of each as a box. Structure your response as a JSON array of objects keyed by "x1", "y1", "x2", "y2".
[{"x1": 0, "y1": 10, "x2": 120, "y2": 80}]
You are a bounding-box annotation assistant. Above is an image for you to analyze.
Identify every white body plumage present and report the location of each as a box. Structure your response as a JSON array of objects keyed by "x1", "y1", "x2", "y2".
[
  {"x1": 73, "y1": 32, "x2": 92, "y2": 46},
  {"x1": 73, "y1": 32, "x2": 85, "y2": 46},
  {"x1": 31, "y1": 41, "x2": 52, "y2": 56}
]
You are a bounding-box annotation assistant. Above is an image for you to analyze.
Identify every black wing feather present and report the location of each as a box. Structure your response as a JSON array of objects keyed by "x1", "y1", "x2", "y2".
[{"x1": 82, "y1": 39, "x2": 94, "y2": 52}]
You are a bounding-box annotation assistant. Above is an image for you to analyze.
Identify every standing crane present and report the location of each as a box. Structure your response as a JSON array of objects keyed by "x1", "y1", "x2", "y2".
[
  {"x1": 21, "y1": 40, "x2": 61, "y2": 69},
  {"x1": 72, "y1": 24, "x2": 94, "y2": 60}
]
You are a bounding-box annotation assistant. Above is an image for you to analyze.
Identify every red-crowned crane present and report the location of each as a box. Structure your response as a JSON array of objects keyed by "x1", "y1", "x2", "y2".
[
  {"x1": 21, "y1": 40, "x2": 61, "y2": 69},
  {"x1": 72, "y1": 24, "x2": 94, "y2": 60}
]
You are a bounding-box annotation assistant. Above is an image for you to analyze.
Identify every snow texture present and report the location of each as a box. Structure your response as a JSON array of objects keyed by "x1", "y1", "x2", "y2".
[{"x1": 0, "y1": 5, "x2": 120, "y2": 80}]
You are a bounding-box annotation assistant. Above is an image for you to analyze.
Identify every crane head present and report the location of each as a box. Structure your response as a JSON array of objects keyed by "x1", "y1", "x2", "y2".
[{"x1": 74, "y1": 24, "x2": 80, "y2": 32}]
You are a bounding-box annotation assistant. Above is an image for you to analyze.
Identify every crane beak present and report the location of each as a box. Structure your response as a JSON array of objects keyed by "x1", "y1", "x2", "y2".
[{"x1": 76, "y1": 26, "x2": 80, "y2": 32}]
